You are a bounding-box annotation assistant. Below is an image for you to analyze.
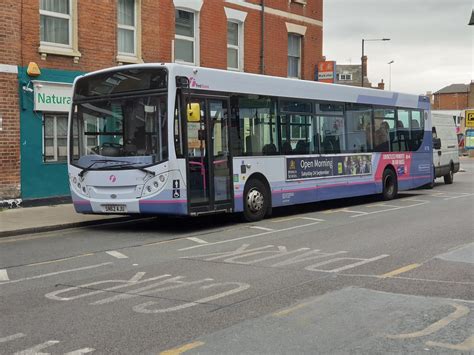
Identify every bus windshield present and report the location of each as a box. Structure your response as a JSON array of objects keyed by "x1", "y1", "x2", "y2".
[{"x1": 70, "y1": 94, "x2": 168, "y2": 169}]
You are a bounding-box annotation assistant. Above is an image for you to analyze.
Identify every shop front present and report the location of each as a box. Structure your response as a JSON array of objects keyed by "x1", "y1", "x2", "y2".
[{"x1": 19, "y1": 67, "x2": 83, "y2": 201}]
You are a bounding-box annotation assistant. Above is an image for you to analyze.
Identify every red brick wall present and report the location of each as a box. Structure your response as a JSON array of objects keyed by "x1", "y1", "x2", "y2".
[
  {"x1": 0, "y1": 0, "x2": 21, "y2": 199},
  {"x1": 433, "y1": 93, "x2": 469, "y2": 110},
  {"x1": 19, "y1": 0, "x2": 323, "y2": 76}
]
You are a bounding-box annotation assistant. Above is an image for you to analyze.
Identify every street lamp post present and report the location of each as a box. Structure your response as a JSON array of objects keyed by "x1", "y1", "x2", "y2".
[
  {"x1": 388, "y1": 60, "x2": 394, "y2": 91},
  {"x1": 361, "y1": 38, "x2": 391, "y2": 87}
]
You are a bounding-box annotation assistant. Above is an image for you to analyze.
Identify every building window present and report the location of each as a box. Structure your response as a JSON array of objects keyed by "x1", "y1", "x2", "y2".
[
  {"x1": 288, "y1": 34, "x2": 301, "y2": 78},
  {"x1": 227, "y1": 21, "x2": 243, "y2": 70},
  {"x1": 175, "y1": 10, "x2": 197, "y2": 64},
  {"x1": 44, "y1": 114, "x2": 68, "y2": 162},
  {"x1": 40, "y1": 0, "x2": 71, "y2": 46},
  {"x1": 117, "y1": 0, "x2": 136, "y2": 56},
  {"x1": 339, "y1": 73, "x2": 352, "y2": 81},
  {"x1": 39, "y1": 0, "x2": 81, "y2": 60}
]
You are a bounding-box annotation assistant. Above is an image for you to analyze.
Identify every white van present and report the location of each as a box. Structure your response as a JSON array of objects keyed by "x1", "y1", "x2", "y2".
[{"x1": 431, "y1": 113, "x2": 460, "y2": 184}]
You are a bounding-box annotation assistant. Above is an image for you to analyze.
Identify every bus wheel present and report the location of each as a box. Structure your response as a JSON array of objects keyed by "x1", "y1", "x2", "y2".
[
  {"x1": 382, "y1": 168, "x2": 398, "y2": 200},
  {"x1": 243, "y1": 179, "x2": 268, "y2": 222},
  {"x1": 444, "y1": 164, "x2": 454, "y2": 184}
]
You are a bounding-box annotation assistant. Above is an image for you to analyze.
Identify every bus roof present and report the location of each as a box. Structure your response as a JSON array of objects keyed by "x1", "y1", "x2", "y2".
[{"x1": 75, "y1": 63, "x2": 430, "y2": 110}]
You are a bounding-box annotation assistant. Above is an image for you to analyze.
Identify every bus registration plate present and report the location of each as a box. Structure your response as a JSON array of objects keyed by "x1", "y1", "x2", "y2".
[{"x1": 102, "y1": 204, "x2": 126, "y2": 213}]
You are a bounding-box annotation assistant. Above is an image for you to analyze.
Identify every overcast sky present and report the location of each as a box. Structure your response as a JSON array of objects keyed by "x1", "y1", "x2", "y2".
[{"x1": 323, "y1": 0, "x2": 473, "y2": 95}]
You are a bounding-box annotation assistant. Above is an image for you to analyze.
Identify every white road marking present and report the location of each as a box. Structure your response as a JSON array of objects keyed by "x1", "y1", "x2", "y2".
[
  {"x1": 351, "y1": 200, "x2": 429, "y2": 218},
  {"x1": 443, "y1": 193, "x2": 474, "y2": 200},
  {"x1": 105, "y1": 250, "x2": 128, "y2": 259},
  {"x1": 187, "y1": 237, "x2": 209, "y2": 244},
  {"x1": 250, "y1": 226, "x2": 274, "y2": 232},
  {"x1": 0, "y1": 269, "x2": 9, "y2": 281},
  {"x1": 178, "y1": 221, "x2": 322, "y2": 251},
  {"x1": 64, "y1": 348, "x2": 96, "y2": 355},
  {"x1": 0, "y1": 263, "x2": 113, "y2": 285},
  {"x1": 14, "y1": 340, "x2": 60, "y2": 355},
  {"x1": 271, "y1": 216, "x2": 325, "y2": 223},
  {"x1": 0, "y1": 333, "x2": 25, "y2": 343},
  {"x1": 305, "y1": 254, "x2": 389, "y2": 272}
]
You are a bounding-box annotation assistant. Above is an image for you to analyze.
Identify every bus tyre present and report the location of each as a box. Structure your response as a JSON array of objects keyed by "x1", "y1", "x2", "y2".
[
  {"x1": 382, "y1": 168, "x2": 398, "y2": 200},
  {"x1": 444, "y1": 165, "x2": 454, "y2": 184},
  {"x1": 243, "y1": 179, "x2": 268, "y2": 222}
]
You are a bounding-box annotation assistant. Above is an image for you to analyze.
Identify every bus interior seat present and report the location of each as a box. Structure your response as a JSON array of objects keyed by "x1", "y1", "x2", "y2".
[
  {"x1": 295, "y1": 140, "x2": 309, "y2": 154},
  {"x1": 282, "y1": 141, "x2": 293, "y2": 155},
  {"x1": 262, "y1": 143, "x2": 277, "y2": 155}
]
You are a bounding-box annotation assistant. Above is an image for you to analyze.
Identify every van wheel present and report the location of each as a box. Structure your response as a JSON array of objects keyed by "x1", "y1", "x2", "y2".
[
  {"x1": 444, "y1": 165, "x2": 454, "y2": 184},
  {"x1": 243, "y1": 179, "x2": 268, "y2": 222},
  {"x1": 382, "y1": 168, "x2": 398, "y2": 200}
]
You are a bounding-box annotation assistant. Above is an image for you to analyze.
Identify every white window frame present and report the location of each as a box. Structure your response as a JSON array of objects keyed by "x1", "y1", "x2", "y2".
[
  {"x1": 43, "y1": 113, "x2": 68, "y2": 162},
  {"x1": 340, "y1": 73, "x2": 352, "y2": 81},
  {"x1": 174, "y1": 8, "x2": 199, "y2": 65},
  {"x1": 116, "y1": 0, "x2": 143, "y2": 64},
  {"x1": 287, "y1": 33, "x2": 302, "y2": 79},
  {"x1": 227, "y1": 20, "x2": 244, "y2": 71},
  {"x1": 285, "y1": 23, "x2": 306, "y2": 79},
  {"x1": 39, "y1": 0, "x2": 81, "y2": 61},
  {"x1": 225, "y1": 7, "x2": 247, "y2": 72}
]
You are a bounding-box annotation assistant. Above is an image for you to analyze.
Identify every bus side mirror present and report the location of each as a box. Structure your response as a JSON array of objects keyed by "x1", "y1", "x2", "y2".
[
  {"x1": 187, "y1": 103, "x2": 201, "y2": 122},
  {"x1": 433, "y1": 137, "x2": 441, "y2": 150}
]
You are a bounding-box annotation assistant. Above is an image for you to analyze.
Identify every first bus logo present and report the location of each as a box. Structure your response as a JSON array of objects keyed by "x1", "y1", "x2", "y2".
[{"x1": 109, "y1": 175, "x2": 117, "y2": 183}]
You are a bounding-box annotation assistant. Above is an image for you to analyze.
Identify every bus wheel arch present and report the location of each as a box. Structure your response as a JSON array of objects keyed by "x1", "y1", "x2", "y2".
[
  {"x1": 382, "y1": 165, "x2": 398, "y2": 200},
  {"x1": 242, "y1": 173, "x2": 272, "y2": 222}
]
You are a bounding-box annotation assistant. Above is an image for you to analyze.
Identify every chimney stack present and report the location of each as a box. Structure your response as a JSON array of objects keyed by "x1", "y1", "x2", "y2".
[
  {"x1": 362, "y1": 55, "x2": 368, "y2": 86},
  {"x1": 377, "y1": 79, "x2": 385, "y2": 90}
]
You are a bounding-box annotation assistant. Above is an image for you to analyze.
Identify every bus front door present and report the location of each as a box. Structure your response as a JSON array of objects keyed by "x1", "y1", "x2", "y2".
[{"x1": 186, "y1": 97, "x2": 233, "y2": 214}]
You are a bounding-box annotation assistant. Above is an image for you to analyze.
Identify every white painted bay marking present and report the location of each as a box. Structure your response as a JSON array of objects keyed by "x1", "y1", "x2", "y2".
[
  {"x1": 0, "y1": 269, "x2": 9, "y2": 281},
  {"x1": 271, "y1": 216, "x2": 325, "y2": 223},
  {"x1": 0, "y1": 333, "x2": 25, "y2": 343},
  {"x1": 351, "y1": 199, "x2": 429, "y2": 218},
  {"x1": 443, "y1": 193, "x2": 474, "y2": 200},
  {"x1": 64, "y1": 348, "x2": 96, "y2": 355},
  {"x1": 178, "y1": 221, "x2": 322, "y2": 251},
  {"x1": 105, "y1": 250, "x2": 128, "y2": 259},
  {"x1": 0, "y1": 262, "x2": 113, "y2": 285},
  {"x1": 187, "y1": 237, "x2": 209, "y2": 244},
  {"x1": 13, "y1": 340, "x2": 60, "y2": 355},
  {"x1": 250, "y1": 226, "x2": 274, "y2": 232}
]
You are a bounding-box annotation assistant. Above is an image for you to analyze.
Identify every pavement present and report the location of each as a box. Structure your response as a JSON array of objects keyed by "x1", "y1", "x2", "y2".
[{"x1": 0, "y1": 204, "x2": 133, "y2": 238}]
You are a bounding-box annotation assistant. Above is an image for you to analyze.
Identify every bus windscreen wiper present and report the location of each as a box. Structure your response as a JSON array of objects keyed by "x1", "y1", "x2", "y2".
[
  {"x1": 78, "y1": 159, "x2": 132, "y2": 178},
  {"x1": 106, "y1": 164, "x2": 156, "y2": 176}
]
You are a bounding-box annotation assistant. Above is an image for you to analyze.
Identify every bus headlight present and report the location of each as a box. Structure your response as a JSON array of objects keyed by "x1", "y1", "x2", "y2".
[
  {"x1": 141, "y1": 173, "x2": 168, "y2": 197},
  {"x1": 69, "y1": 175, "x2": 89, "y2": 197}
]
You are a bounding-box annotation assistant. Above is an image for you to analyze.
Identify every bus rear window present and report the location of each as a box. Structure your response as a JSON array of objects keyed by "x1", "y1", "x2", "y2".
[{"x1": 74, "y1": 68, "x2": 167, "y2": 99}]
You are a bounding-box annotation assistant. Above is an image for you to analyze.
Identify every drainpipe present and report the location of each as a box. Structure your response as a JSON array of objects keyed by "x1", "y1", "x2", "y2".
[{"x1": 260, "y1": 0, "x2": 265, "y2": 74}]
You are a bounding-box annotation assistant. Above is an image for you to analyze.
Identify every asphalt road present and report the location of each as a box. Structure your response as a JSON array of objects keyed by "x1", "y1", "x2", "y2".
[{"x1": 1, "y1": 160, "x2": 473, "y2": 354}]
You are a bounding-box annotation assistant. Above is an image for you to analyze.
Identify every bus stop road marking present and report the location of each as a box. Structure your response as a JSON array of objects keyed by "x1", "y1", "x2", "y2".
[
  {"x1": 26, "y1": 253, "x2": 95, "y2": 267},
  {"x1": 186, "y1": 237, "x2": 209, "y2": 244},
  {"x1": 386, "y1": 303, "x2": 469, "y2": 339},
  {"x1": 351, "y1": 200, "x2": 429, "y2": 218},
  {"x1": 250, "y1": 226, "x2": 274, "y2": 232},
  {"x1": 271, "y1": 216, "x2": 324, "y2": 223},
  {"x1": 0, "y1": 269, "x2": 9, "y2": 281},
  {"x1": 381, "y1": 263, "x2": 421, "y2": 278},
  {"x1": 0, "y1": 333, "x2": 25, "y2": 343},
  {"x1": 426, "y1": 335, "x2": 474, "y2": 351},
  {"x1": 105, "y1": 250, "x2": 128, "y2": 259},
  {"x1": 13, "y1": 340, "x2": 60, "y2": 355},
  {"x1": 178, "y1": 221, "x2": 321, "y2": 251},
  {"x1": 64, "y1": 347, "x2": 96, "y2": 355},
  {"x1": 443, "y1": 193, "x2": 474, "y2": 200},
  {"x1": 159, "y1": 341, "x2": 205, "y2": 355},
  {"x1": 0, "y1": 262, "x2": 113, "y2": 285}
]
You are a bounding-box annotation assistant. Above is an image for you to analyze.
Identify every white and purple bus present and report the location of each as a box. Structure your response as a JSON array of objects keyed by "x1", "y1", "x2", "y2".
[{"x1": 68, "y1": 63, "x2": 432, "y2": 221}]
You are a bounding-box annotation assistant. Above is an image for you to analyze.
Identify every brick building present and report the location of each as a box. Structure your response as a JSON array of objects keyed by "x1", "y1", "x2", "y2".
[
  {"x1": 335, "y1": 57, "x2": 385, "y2": 90},
  {"x1": 0, "y1": 0, "x2": 324, "y2": 203},
  {"x1": 432, "y1": 83, "x2": 474, "y2": 110}
]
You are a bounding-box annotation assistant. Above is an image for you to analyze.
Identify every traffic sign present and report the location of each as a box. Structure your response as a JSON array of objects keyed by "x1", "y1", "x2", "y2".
[{"x1": 466, "y1": 110, "x2": 474, "y2": 128}]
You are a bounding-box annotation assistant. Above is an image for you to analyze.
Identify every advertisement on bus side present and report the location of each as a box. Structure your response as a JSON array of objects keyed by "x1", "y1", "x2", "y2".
[{"x1": 286, "y1": 155, "x2": 372, "y2": 180}]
